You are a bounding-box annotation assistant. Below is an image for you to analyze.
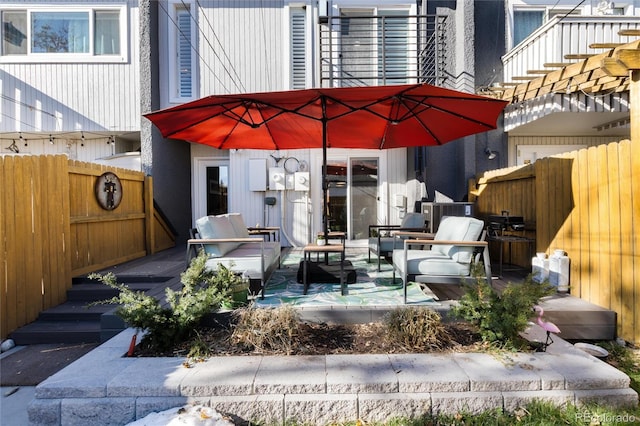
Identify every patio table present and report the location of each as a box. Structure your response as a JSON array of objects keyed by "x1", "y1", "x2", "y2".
[
  {"x1": 302, "y1": 243, "x2": 346, "y2": 296},
  {"x1": 488, "y1": 234, "x2": 535, "y2": 278}
]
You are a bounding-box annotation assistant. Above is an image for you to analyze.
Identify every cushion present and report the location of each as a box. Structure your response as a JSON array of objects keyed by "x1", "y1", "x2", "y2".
[
  {"x1": 393, "y1": 249, "x2": 472, "y2": 277},
  {"x1": 223, "y1": 213, "x2": 250, "y2": 238},
  {"x1": 195, "y1": 216, "x2": 240, "y2": 257},
  {"x1": 432, "y1": 216, "x2": 484, "y2": 263}
]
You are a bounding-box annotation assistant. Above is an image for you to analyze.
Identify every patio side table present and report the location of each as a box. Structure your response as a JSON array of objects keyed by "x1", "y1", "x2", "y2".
[
  {"x1": 302, "y1": 243, "x2": 346, "y2": 296},
  {"x1": 488, "y1": 234, "x2": 535, "y2": 278}
]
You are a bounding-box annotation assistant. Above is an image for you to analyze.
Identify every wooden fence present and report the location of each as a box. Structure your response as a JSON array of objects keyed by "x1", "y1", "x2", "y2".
[
  {"x1": 0, "y1": 155, "x2": 175, "y2": 339},
  {"x1": 472, "y1": 139, "x2": 640, "y2": 344}
]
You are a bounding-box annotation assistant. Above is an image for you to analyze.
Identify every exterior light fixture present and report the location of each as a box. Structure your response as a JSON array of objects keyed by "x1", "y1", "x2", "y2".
[{"x1": 484, "y1": 147, "x2": 497, "y2": 160}]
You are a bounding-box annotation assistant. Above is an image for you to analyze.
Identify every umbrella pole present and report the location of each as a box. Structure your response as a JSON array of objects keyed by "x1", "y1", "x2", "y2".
[{"x1": 322, "y1": 98, "x2": 329, "y2": 242}]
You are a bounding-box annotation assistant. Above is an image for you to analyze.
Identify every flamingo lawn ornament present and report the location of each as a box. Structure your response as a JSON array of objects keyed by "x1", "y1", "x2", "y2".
[{"x1": 533, "y1": 305, "x2": 561, "y2": 352}]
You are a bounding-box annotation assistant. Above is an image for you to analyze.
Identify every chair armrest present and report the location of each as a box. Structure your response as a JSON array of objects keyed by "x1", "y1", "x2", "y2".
[
  {"x1": 405, "y1": 239, "x2": 488, "y2": 248},
  {"x1": 247, "y1": 226, "x2": 280, "y2": 231},
  {"x1": 392, "y1": 231, "x2": 435, "y2": 239}
]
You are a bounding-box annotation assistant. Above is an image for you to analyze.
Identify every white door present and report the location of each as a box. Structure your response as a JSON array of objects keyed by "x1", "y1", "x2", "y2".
[{"x1": 192, "y1": 158, "x2": 229, "y2": 224}]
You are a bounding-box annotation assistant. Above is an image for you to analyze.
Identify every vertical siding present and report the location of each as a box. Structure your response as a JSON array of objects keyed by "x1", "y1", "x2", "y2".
[
  {"x1": 196, "y1": 0, "x2": 286, "y2": 95},
  {"x1": 474, "y1": 139, "x2": 640, "y2": 344},
  {"x1": 508, "y1": 135, "x2": 625, "y2": 166},
  {"x1": 503, "y1": 17, "x2": 640, "y2": 83}
]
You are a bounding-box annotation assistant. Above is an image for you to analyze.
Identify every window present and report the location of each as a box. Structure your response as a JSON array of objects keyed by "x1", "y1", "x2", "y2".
[
  {"x1": 290, "y1": 8, "x2": 307, "y2": 89},
  {"x1": 1, "y1": 6, "x2": 126, "y2": 62},
  {"x1": 169, "y1": 4, "x2": 195, "y2": 101},
  {"x1": 513, "y1": 10, "x2": 543, "y2": 46}
]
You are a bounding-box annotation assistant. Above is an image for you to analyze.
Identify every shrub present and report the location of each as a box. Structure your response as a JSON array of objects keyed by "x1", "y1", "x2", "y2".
[
  {"x1": 384, "y1": 306, "x2": 451, "y2": 351},
  {"x1": 452, "y1": 265, "x2": 555, "y2": 347},
  {"x1": 91, "y1": 250, "x2": 243, "y2": 351},
  {"x1": 231, "y1": 305, "x2": 299, "y2": 354}
]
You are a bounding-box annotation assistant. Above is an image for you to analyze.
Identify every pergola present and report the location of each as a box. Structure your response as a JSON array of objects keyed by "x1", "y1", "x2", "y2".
[{"x1": 484, "y1": 34, "x2": 640, "y2": 142}]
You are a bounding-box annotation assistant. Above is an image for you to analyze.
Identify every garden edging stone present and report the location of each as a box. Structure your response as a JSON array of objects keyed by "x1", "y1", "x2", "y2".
[{"x1": 28, "y1": 325, "x2": 638, "y2": 425}]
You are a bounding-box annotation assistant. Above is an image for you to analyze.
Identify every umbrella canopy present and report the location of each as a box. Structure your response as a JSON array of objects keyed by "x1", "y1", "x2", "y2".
[{"x1": 144, "y1": 83, "x2": 508, "y2": 237}]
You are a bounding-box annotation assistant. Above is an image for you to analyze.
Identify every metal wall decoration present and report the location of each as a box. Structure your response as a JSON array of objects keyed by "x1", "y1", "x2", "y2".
[{"x1": 95, "y1": 172, "x2": 123, "y2": 210}]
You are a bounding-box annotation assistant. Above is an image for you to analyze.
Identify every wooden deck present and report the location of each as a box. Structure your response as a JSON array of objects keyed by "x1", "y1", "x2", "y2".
[{"x1": 9, "y1": 245, "x2": 616, "y2": 344}]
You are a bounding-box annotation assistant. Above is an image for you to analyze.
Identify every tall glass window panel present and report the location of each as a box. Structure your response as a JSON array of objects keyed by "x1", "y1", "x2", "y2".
[
  {"x1": 95, "y1": 10, "x2": 120, "y2": 55},
  {"x1": 2, "y1": 11, "x2": 28, "y2": 54},
  {"x1": 513, "y1": 10, "x2": 543, "y2": 46},
  {"x1": 31, "y1": 12, "x2": 89, "y2": 53},
  {"x1": 176, "y1": 7, "x2": 192, "y2": 98}
]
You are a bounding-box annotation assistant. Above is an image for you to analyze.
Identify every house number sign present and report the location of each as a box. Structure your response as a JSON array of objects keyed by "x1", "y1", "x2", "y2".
[{"x1": 95, "y1": 172, "x2": 123, "y2": 210}]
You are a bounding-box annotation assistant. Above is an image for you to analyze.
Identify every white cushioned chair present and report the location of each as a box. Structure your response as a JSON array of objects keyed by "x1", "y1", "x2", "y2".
[
  {"x1": 368, "y1": 212, "x2": 427, "y2": 271},
  {"x1": 186, "y1": 213, "x2": 281, "y2": 299},
  {"x1": 392, "y1": 216, "x2": 491, "y2": 303}
]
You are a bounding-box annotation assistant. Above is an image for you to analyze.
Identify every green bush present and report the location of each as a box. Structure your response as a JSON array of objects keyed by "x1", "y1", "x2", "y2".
[
  {"x1": 383, "y1": 306, "x2": 451, "y2": 351},
  {"x1": 452, "y1": 265, "x2": 555, "y2": 347},
  {"x1": 91, "y1": 250, "x2": 243, "y2": 351}
]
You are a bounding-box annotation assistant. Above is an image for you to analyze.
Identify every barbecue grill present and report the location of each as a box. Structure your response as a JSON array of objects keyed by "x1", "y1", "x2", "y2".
[{"x1": 488, "y1": 211, "x2": 525, "y2": 236}]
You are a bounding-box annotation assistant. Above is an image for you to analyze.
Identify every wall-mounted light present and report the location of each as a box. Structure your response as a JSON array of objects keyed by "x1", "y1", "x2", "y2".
[
  {"x1": 81, "y1": 132, "x2": 85, "y2": 146},
  {"x1": 49, "y1": 135, "x2": 54, "y2": 145},
  {"x1": 484, "y1": 147, "x2": 497, "y2": 160}
]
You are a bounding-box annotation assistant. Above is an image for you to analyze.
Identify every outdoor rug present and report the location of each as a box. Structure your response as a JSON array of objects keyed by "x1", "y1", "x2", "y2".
[{"x1": 255, "y1": 249, "x2": 440, "y2": 307}]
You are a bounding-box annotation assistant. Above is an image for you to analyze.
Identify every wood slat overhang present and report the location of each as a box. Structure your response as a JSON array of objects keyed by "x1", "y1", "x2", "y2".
[{"x1": 486, "y1": 39, "x2": 640, "y2": 104}]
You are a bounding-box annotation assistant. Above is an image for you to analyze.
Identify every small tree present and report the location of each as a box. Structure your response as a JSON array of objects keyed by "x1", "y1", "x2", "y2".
[
  {"x1": 452, "y1": 265, "x2": 555, "y2": 347},
  {"x1": 91, "y1": 250, "x2": 243, "y2": 351}
]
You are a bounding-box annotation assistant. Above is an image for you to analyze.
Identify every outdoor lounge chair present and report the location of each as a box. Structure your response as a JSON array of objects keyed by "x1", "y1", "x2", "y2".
[
  {"x1": 368, "y1": 212, "x2": 427, "y2": 271},
  {"x1": 186, "y1": 213, "x2": 281, "y2": 299},
  {"x1": 392, "y1": 216, "x2": 491, "y2": 303}
]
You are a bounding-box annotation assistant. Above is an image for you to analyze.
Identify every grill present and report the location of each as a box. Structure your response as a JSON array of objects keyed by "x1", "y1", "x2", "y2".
[{"x1": 488, "y1": 211, "x2": 525, "y2": 235}]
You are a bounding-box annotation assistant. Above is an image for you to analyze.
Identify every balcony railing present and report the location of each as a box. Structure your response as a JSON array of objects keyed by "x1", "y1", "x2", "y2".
[
  {"x1": 319, "y1": 14, "x2": 447, "y2": 87},
  {"x1": 502, "y1": 15, "x2": 640, "y2": 84}
]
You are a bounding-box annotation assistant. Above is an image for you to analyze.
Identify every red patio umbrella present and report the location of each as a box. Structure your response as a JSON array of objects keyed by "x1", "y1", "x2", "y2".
[{"x1": 144, "y1": 83, "x2": 508, "y2": 238}]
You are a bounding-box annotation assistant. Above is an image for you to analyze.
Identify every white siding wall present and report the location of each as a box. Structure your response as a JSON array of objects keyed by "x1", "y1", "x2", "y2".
[
  {"x1": 195, "y1": 1, "x2": 288, "y2": 97},
  {"x1": 508, "y1": 135, "x2": 623, "y2": 165}
]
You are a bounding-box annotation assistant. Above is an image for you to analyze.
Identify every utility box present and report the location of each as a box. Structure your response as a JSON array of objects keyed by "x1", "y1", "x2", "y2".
[
  {"x1": 268, "y1": 167, "x2": 285, "y2": 190},
  {"x1": 294, "y1": 172, "x2": 310, "y2": 191},
  {"x1": 249, "y1": 159, "x2": 267, "y2": 191}
]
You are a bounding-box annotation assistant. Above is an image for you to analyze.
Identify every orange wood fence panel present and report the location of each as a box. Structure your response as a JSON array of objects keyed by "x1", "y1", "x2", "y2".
[
  {"x1": 1, "y1": 156, "x2": 174, "y2": 340},
  {"x1": 473, "y1": 140, "x2": 640, "y2": 344}
]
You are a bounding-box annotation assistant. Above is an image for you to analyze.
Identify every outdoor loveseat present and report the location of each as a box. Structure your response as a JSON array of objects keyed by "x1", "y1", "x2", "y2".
[
  {"x1": 392, "y1": 216, "x2": 491, "y2": 302},
  {"x1": 186, "y1": 213, "x2": 281, "y2": 298}
]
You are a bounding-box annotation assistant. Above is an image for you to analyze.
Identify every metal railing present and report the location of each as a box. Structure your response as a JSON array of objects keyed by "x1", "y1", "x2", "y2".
[{"x1": 319, "y1": 14, "x2": 448, "y2": 87}]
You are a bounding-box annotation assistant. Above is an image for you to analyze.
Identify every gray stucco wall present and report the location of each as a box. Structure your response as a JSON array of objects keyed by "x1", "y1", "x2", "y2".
[{"x1": 139, "y1": 0, "x2": 192, "y2": 245}]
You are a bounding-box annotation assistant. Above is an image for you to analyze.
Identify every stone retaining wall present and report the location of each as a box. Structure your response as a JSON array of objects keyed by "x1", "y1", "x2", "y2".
[{"x1": 28, "y1": 329, "x2": 638, "y2": 425}]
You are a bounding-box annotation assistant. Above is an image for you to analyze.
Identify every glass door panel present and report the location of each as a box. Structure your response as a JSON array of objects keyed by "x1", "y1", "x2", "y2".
[
  {"x1": 206, "y1": 165, "x2": 228, "y2": 215},
  {"x1": 325, "y1": 160, "x2": 348, "y2": 233},
  {"x1": 325, "y1": 157, "x2": 379, "y2": 239},
  {"x1": 351, "y1": 159, "x2": 378, "y2": 239}
]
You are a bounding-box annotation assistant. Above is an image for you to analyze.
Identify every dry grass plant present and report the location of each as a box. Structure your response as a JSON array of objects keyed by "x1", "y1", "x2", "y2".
[
  {"x1": 231, "y1": 305, "x2": 300, "y2": 355},
  {"x1": 383, "y1": 306, "x2": 451, "y2": 351}
]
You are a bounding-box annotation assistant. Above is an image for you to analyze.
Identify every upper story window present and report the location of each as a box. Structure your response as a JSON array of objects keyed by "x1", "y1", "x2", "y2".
[
  {"x1": 290, "y1": 7, "x2": 307, "y2": 89},
  {"x1": 512, "y1": 5, "x2": 582, "y2": 47},
  {"x1": 168, "y1": 3, "x2": 195, "y2": 102},
  {"x1": 1, "y1": 5, "x2": 127, "y2": 63}
]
